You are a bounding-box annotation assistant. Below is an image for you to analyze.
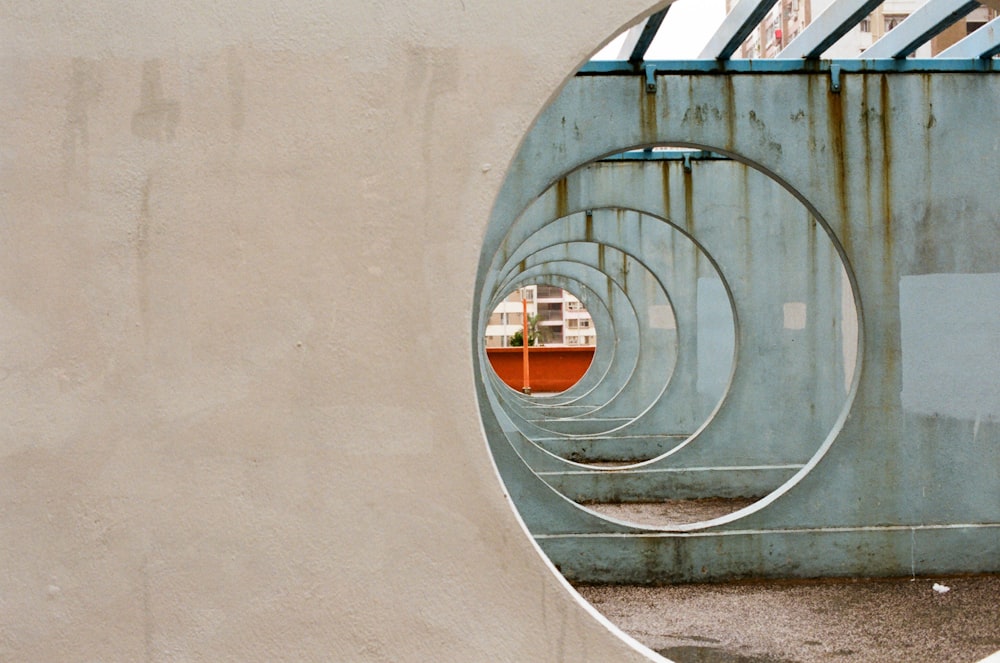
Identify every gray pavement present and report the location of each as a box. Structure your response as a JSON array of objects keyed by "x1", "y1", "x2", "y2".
[
  {"x1": 576, "y1": 574, "x2": 1000, "y2": 662},
  {"x1": 584, "y1": 499, "x2": 758, "y2": 527}
]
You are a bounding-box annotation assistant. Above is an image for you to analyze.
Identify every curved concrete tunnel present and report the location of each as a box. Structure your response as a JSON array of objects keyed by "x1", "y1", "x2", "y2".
[
  {"x1": 491, "y1": 209, "x2": 725, "y2": 431},
  {"x1": 492, "y1": 259, "x2": 646, "y2": 401},
  {"x1": 500, "y1": 240, "x2": 679, "y2": 434},
  {"x1": 487, "y1": 273, "x2": 619, "y2": 407},
  {"x1": 477, "y1": 151, "x2": 858, "y2": 533}
]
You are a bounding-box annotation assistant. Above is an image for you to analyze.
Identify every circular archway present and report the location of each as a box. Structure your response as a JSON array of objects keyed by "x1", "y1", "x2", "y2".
[
  {"x1": 483, "y1": 283, "x2": 600, "y2": 395},
  {"x1": 475, "y1": 141, "x2": 860, "y2": 529}
]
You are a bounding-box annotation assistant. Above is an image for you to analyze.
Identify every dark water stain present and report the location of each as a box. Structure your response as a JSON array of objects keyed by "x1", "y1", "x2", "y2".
[
  {"x1": 132, "y1": 59, "x2": 180, "y2": 141},
  {"x1": 657, "y1": 646, "x2": 796, "y2": 663},
  {"x1": 63, "y1": 57, "x2": 102, "y2": 185}
]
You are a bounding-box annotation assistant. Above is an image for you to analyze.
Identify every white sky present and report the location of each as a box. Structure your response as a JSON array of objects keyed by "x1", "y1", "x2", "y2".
[{"x1": 592, "y1": 0, "x2": 728, "y2": 60}]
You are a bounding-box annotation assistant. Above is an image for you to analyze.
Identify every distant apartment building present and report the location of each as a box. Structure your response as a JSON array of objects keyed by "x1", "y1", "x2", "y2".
[
  {"x1": 730, "y1": 0, "x2": 997, "y2": 58},
  {"x1": 929, "y1": 4, "x2": 998, "y2": 53},
  {"x1": 484, "y1": 285, "x2": 597, "y2": 348}
]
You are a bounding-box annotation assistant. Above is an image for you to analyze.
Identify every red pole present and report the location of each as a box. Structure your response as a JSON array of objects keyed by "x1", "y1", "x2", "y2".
[{"x1": 521, "y1": 290, "x2": 531, "y2": 394}]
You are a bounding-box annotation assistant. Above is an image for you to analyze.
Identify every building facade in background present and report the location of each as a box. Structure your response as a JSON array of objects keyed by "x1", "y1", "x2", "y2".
[
  {"x1": 484, "y1": 285, "x2": 597, "y2": 347},
  {"x1": 731, "y1": 0, "x2": 998, "y2": 58}
]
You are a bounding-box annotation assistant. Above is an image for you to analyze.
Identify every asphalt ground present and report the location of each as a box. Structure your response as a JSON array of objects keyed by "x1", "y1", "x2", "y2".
[
  {"x1": 584, "y1": 499, "x2": 758, "y2": 527},
  {"x1": 576, "y1": 574, "x2": 1000, "y2": 663}
]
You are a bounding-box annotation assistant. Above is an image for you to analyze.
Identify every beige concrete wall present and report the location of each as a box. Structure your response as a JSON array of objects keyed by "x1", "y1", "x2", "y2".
[{"x1": 0, "y1": 1, "x2": 670, "y2": 660}]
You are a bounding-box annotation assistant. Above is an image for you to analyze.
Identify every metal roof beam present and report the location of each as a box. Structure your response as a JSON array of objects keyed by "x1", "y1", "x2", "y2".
[
  {"x1": 777, "y1": 0, "x2": 885, "y2": 59},
  {"x1": 577, "y1": 57, "x2": 1000, "y2": 75},
  {"x1": 698, "y1": 0, "x2": 780, "y2": 60},
  {"x1": 862, "y1": 0, "x2": 981, "y2": 58},
  {"x1": 616, "y1": 8, "x2": 670, "y2": 63},
  {"x1": 937, "y1": 14, "x2": 1000, "y2": 57}
]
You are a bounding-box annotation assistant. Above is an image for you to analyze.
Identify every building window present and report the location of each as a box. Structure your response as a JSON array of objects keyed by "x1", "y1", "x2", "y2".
[
  {"x1": 885, "y1": 15, "x2": 904, "y2": 32},
  {"x1": 859, "y1": 17, "x2": 871, "y2": 32},
  {"x1": 536, "y1": 285, "x2": 562, "y2": 299},
  {"x1": 537, "y1": 302, "x2": 562, "y2": 321}
]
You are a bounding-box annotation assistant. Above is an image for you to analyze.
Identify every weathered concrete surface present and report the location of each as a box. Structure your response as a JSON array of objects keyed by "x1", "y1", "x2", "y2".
[
  {"x1": 578, "y1": 574, "x2": 1000, "y2": 663},
  {"x1": 477, "y1": 68, "x2": 1000, "y2": 581},
  {"x1": 0, "y1": 1, "x2": 678, "y2": 660}
]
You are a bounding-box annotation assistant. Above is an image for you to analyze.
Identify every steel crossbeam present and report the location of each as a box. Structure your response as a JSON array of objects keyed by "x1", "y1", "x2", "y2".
[
  {"x1": 778, "y1": 0, "x2": 886, "y2": 58},
  {"x1": 698, "y1": 0, "x2": 780, "y2": 60},
  {"x1": 862, "y1": 0, "x2": 981, "y2": 58},
  {"x1": 937, "y1": 13, "x2": 1000, "y2": 56}
]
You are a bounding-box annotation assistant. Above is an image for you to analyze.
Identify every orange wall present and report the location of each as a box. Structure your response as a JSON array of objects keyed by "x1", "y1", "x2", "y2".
[{"x1": 486, "y1": 346, "x2": 595, "y2": 393}]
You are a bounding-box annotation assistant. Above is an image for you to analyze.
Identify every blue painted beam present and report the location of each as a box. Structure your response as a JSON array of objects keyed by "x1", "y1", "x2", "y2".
[
  {"x1": 626, "y1": 8, "x2": 670, "y2": 63},
  {"x1": 862, "y1": 0, "x2": 981, "y2": 59},
  {"x1": 699, "y1": 0, "x2": 780, "y2": 60},
  {"x1": 777, "y1": 0, "x2": 885, "y2": 59},
  {"x1": 937, "y1": 14, "x2": 1000, "y2": 57},
  {"x1": 598, "y1": 149, "x2": 731, "y2": 162},
  {"x1": 578, "y1": 57, "x2": 1000, "y2": 75}
]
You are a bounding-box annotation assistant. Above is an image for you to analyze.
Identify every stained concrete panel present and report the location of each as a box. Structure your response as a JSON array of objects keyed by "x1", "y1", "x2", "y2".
[
  {"x1": 0, "y1": 1, "x2": 673, "y2": 660},
  {"x1": 900, "y1": 272, "x2": 1000, "y2": 423},
  {"x1": 480, "y1": 66, "x2": 1000, "y2": 582},
  {"x1": 696, "y1": 277, "x2": 735, "y2": 396}
]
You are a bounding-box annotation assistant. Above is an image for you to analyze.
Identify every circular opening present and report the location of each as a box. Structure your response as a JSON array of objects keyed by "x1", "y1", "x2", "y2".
[
  {"x1": 475, "y1": 137, "x2": 860, "y2": 530},
  {"x1": 484, "y1": 218, "x2": 692, "y2": 442},
  {"x1": 483, "y1": 283, "x2": 598, "y2": 395}
]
